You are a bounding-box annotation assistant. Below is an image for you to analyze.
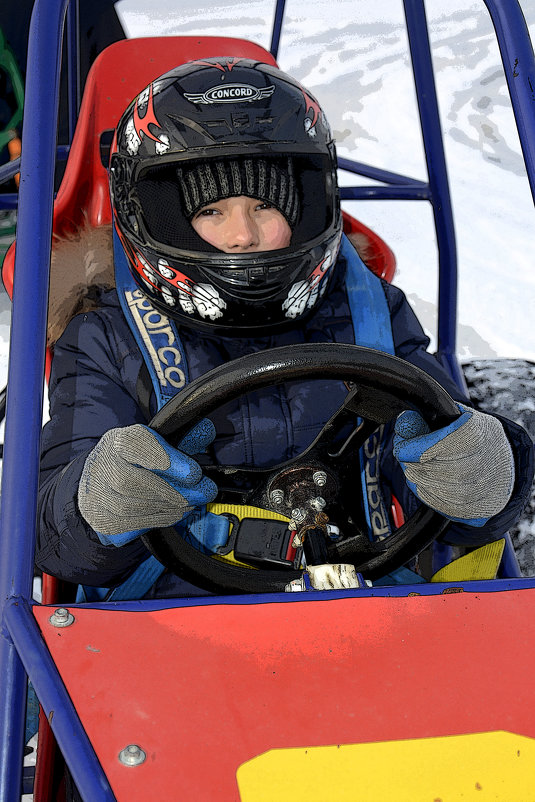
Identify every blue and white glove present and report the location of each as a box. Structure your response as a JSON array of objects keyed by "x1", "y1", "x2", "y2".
[
  {"x1": 78, "y1": 420, "x2": 218, "y2": 546},
  {"x1": 393, "y1": 403, "x2": 514, "y2": 526}
]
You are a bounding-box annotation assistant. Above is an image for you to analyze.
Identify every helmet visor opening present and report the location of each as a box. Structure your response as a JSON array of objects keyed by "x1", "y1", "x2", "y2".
[{"x1": 134, "y1": 153, "x2": 336, "y2": 254}]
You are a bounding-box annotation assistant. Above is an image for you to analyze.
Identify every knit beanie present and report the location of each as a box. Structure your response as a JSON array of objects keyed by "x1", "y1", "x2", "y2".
[{"x1": 176, "y1": 156, "x2": 300, "y2": 229}]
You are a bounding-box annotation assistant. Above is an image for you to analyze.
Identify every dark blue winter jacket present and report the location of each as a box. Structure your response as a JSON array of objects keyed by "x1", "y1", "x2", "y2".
[{"x1": 36, "y1": 256, "x2": 534, "y2": 595}]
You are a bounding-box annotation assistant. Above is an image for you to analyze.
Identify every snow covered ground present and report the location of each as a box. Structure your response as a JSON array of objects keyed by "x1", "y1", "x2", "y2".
[{"x1": 2, "y1": 0, "x2": 534, "y2": 571}]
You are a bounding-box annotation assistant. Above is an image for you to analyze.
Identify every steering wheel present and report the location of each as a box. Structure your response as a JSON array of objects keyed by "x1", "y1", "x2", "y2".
[{"x1": 141, "y1": 343, "x2": 460, "y2": 594}]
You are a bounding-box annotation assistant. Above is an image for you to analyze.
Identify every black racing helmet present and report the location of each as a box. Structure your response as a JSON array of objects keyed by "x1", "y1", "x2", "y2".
[{"x1": 109, "y1": 57, "x2": 342, "y2": 333}]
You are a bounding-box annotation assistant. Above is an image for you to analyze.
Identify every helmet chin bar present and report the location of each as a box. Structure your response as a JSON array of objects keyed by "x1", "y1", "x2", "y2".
[
  {"x1": 141, "y1": 344, "x2": 460, "y2": 594},
  {"x1": 118, "y1": 224, "x2": 343, "y2": 334}
]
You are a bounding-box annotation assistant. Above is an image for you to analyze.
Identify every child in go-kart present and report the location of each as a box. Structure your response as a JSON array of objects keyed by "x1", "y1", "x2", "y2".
[{"x1": 37, "y1": 59, "x2": 534, "y2": 597}]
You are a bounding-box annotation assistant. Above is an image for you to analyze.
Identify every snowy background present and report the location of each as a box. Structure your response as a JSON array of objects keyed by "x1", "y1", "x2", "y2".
[{"x1": 3, "y1": 0, "x2": 535, "y2": 567}]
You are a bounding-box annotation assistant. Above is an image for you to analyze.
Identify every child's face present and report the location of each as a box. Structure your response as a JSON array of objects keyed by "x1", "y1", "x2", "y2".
[{"x1": 191, "y1": 195, "x2": 292, "y2": 253}]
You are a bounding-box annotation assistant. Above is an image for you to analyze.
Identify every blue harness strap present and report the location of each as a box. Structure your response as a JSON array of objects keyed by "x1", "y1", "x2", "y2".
[
  {"x1": 341, "y1": 235, "x2": 394, "y2": 355},
  {"x1": 75, "y1": 555, "x2": 167, "y2": 602},
  {"x1": 113, "y1": 227, "x2": 189, "y2": 408},
  {"x1": 341, "y1": 235, "x2": 395, "y2": 542}
]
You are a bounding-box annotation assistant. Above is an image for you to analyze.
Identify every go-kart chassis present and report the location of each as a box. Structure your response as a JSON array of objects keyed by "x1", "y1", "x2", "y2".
[{"x1": 1, "y1": 0, "x2": 535, "y2": 799}]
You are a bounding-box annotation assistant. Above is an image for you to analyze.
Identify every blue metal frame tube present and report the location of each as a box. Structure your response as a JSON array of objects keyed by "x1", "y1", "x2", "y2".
[
  {"x1": 66, "y1": 0, "x2": 80, "y2": 141},
  {"x1": 403, "y1": 0, "x2": 460, "y2": 382},
  {"x1": 0, "y1": 0, "x2": 66, "y2": 605},
  {"x1": 484, "y1": 0, "x2": 535, "y2": 201},
  {"x1": 500, "y1": 533, "x2": 523, "y2": 579},
  {"x1": 340, "y1": 185, "x2": 430, "y2": 201},
  {"x1": 337, "y1": 155, "x2": 427, "y2": 188},
  {"x1": 0, "y1": 159, "x2": 21, "y2": 186},
  {"x1": 0, "y1": 631, "x2": 28, "y2": 802},
  {"x1": 0, "y1": 146, "x2": 68, "y2": 195},
  {"x1": 0, "y1": 0, "x2": 69, "y2": 797},
  {"x1": 270, "y1": 0, "x2": 286, "y2": 59},
  {"x1": 4, "y1": 599, "x2": 115, "y2": 801}
]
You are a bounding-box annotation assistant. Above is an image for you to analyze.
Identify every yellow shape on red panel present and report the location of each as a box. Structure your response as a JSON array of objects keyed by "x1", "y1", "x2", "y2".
[{"x1": 237, "y1": 730, "x2": 533, "y2": 801}]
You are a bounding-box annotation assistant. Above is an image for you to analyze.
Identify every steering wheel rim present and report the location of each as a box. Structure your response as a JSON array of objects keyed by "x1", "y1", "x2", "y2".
[{"x1": 141, "y1": 344, "x2": 460, "y2": 594}]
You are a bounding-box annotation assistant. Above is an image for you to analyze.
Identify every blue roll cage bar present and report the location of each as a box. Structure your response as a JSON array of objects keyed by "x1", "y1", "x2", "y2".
[{"x1": 0, "y1": 1, "x2": 534, "y2": 798}]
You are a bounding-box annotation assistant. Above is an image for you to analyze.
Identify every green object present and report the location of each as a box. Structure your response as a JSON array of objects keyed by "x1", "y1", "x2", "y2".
[
  {"x1": 0, "y1": 28, "x2": 24, "y2": 152},
  {"x1": 0, "y1": 29, "x2": 23, "y2": 264}
]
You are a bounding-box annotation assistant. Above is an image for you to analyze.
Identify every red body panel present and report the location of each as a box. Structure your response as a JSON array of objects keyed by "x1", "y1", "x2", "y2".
[{"x1": 35, "y1": 590, "x2": 535, "y2": 801}]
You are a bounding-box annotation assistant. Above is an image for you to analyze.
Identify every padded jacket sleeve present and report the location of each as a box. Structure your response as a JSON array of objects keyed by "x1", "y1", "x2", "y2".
[{"x1": 37, "y1": 300, "x2": 153, "y2": 586}]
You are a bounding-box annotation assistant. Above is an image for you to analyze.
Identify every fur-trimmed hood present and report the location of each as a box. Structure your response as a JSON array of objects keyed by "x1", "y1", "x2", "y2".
[{"x1": 48, "y1": 224, "x2": 115, "y2": 347}]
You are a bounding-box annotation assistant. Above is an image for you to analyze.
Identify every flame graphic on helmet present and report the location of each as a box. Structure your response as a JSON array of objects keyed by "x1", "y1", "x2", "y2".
[
  {"x1": 118, "y1": 228, "x2": 194, "y2": 297},
  {"x1": 133, "y1": 84, "x2": 165, "y2": 145},
  {"x1": 191, "y1": 58, "x2": 244, "y2": 72},
  {"x1": 300, "y1": 88, "x2": 321, "y2": 135},
  {"x1": 308, "y1": 254, "x2": 330, "y2": 289}
]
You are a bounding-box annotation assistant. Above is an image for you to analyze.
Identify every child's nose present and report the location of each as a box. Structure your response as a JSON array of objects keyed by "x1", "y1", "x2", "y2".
[{"x1": 225, "y1": 208, "x2": 259, "y2": 250}]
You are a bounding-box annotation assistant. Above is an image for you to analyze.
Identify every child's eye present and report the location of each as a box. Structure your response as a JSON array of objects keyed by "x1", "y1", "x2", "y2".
[
  {"x1": 256, "y1": 201, "x2": 273, "y2": 211},
  {"x1": 195, "y1": 207, "x2": 219, "y2": 218}
]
